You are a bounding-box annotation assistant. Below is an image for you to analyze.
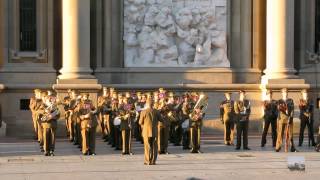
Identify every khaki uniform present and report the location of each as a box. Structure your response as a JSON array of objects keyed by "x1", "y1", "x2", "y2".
[
  {"x1": 139, "y1": 108, "x2": 160, "y2": 165},
  {"x1": 62, "y1": 96, "x2": 71, "y2": 137},
  {"x1": 41, "y1": 100, "x2": 60, "y2": 155},
  {"x1": 98, "y1": 96, "x2": 112, "y2": 140},
  {"x1": 34, "y1": 99, "x2": 45, "y2": 148},
  {"x1": 29, "y1": 97, "x2": 38, "y2": 137},
  {"x1": 189, "y1": 109, "x2": 203, "y2": 153},
  {"x1": 276, "y1": 99, "x2": 296, "y2": 152},
  {"x1": 156, "y1": 101, "x2": 170, "y2": 154},
  {"x1": 134, "y1": 101, "x2": 145, "y2": 142},
  {"x1": 234, "y1": 100, "x2": 251, "y2": 149},
  {"x1": 120, "y1": 103, "x2": 135, "y2": 154},
  {"x1": 220, "y1": 100, "x2": 235, "y2": 145},
  {"x1": 68, "y1": 98, "x2": 81, "y2": 144},
  {"x1": 79, "y1": 99, "x2": 98, "y2": 155},
  {"x1": 181, "y1": 100, "x2": 193, "y2": 150}
]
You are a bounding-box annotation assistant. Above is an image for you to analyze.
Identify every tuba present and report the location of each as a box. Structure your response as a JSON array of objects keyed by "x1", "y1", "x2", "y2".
[
  {"x1": 190, "y1": 94, "x2": 209, "y2": 121},
  {"x1": 41, "y1": 102, "x2": 60, "y2": 122}
]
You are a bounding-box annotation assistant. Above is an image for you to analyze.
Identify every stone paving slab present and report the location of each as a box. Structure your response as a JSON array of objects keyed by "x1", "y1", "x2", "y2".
[{"x1": 0, "y1": 136, "x2": 319, "y2": 180}]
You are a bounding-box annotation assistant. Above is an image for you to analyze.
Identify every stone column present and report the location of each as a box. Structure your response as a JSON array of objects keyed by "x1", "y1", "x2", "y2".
[
  {"x1": 252, "y1": 0, "x2": 266, "y2": 71},
  {"x1": 58, "y1": 0, "x2": 94, "y2": 80},
  {"x1": 240, "y1": 0, "x2": 252, "y2": 69},
  {"x1": 262, "y1": 0, "x2": 298, "y2": 82}
]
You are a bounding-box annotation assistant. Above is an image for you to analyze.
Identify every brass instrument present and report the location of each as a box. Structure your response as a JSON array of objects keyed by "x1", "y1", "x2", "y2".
[
  {"x1": 189, "y1": 94, "x2": 208, "y2": 121},
  {"x1": 41, "y1": 102, "x2": 60, "y2": 122}
]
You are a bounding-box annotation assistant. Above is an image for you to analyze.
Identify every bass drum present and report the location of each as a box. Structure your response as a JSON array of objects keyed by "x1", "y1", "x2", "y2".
[
  {"x1": 113, "y1": 117, "x2": 121, "y2": 126},
  {"x1": 182, "y1": 119, "x2": 190, "y2": 129}
]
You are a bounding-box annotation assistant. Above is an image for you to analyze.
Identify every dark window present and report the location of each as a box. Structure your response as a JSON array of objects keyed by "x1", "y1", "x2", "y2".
[
  {"x1": 20, "y1": 0, "x2": 36, "y2": 51},
  {"x1": 20, "y1": 99, "x2": 30, "y2": 110},
  {"x1": 316, "y1": 0, "x2": 320, "y2": 53}
]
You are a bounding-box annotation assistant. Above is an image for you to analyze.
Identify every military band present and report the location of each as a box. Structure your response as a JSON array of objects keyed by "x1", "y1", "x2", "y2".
[{"x1": 29, "y1": 87, "x2": 320, "y2": 161}]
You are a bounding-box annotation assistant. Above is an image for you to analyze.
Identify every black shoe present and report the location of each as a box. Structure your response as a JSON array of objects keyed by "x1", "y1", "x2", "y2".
[
  {"x1": 235, "y1": 147, "x2": 240, "y2": 150},
  {"x1": 244, "y1": 147, "x2": 251, "y2": 150},
  {"x1": 298, "y1": 144, "x2": 302, "y2": 147},
  {"x1": 261, "y1": 144, "x2": 265, "y2": 147},
  {"x1": 312, "y1": 142, "x2": 317, "y2": 147},
  {"x1": 50, "y1": 151, "x2": 55, "y2": 156},
  {"x1": 44, "y1": 152, "x2": 49, "y2": 156},
  {"x1": 90, "y1": 152, "x2": 96, "y2": 156},
  {"x1": 190, "y1": 150, "x2": 197, "y2": 153},
  {"x1": 83, "y1": 151, "x2": 89, "y2": 156},
  {"x1": 291, "y1": 148, "x2": 298, "y2": 152}
]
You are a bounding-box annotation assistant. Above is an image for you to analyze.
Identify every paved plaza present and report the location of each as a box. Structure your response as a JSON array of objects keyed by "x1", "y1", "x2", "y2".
[{"x1": 0, "y1": 135, "x2": 319, "y2": 180}]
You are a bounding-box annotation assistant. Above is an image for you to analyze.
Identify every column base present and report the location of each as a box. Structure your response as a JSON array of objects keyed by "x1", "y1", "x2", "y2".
[
  {"x1": 53, "y1": 79, "x2": 101, "y2": 91},
  {"x1": 261, "y1": 75, "x2": 309, "y2": 90}
]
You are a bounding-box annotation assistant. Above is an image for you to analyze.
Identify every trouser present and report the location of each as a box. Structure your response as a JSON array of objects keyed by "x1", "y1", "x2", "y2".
[
  {"x1": 134, "y1": 121, "x2": 142, "y2": 141},
  {"x1": 236, "y1": 121, "x2": 249, "y2": 148},
  {"x1": 224, "y1": 120, "x2": 235, "y2": 144},
  {"x1": 114, "y1": 126, "x2": 122, "y2": 150},
  {"x1": 43, "y1": 127, "x2": 56, "y2": 153},
  {"x1": 68, "y1": 115, "x2": 74, "y2": 141},
  {"x1": 182, "y1": 128, "x2": 190, "y2": 149},
  {"x1": 299, "y1": 119, "x2": 315, "y2": 146},
  {"x1": 109, "y1": 119, "x2": 115, "y2": 146},
  {"x1": 173, "y1": 124, "x2": 183, "y2": 146},
  {"x1": 65, "y1": 113, "x2": 70, "y2": 137},
  {"x1": 261, "y1": 118, "x2": 277, "y2": 147},
  {"x1": 158, "y1": 126, "x2": 169, "y2": 153},
  {"x1": 122, "y1": 129, "x2": 131, "y2": 154},
  {"x1": 81, "y1": 127, "x2": 96, "y2": 154},
  {"x1": 143, "y1": 136, "x2": 158, "y2": 165},
  {"x1": 276, "y1": 122, "x2": 295, "y2": 152},
  {"x1": 169, "y1": 123, "x2": 175, "y2": 143},
  {"x1": 37, "y1": 120, "x2": 43, "y2": 148},
  {"x1": 32, "y1": 113, "x2": 38, "y2": 137},
  {"x1": 102, "y1": 114, "x2": 111, "y2": 139},
  {"x1": 190, "y1": 126, "x2": 201, "y2": 152},
  {"x1": 74, "y1": 121, "x2": 82, "y2": 146}
]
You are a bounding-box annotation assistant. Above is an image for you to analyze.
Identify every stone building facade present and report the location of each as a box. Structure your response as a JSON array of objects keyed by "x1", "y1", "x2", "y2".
[{"x1": 0, "y1": 0, "x2": 319, "y2": 136}]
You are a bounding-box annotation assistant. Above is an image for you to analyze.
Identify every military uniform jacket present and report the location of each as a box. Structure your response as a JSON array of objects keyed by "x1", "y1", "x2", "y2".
[
  {"x1": 41, "y1": 102, "x2": 60, "y2": 129},
  {"x1": 263, "y1": 100, "x2": 278, "y2": 120},
  {"x1": 29, "y1": 96, "x2": 36, "y2": 113},
  {"x1": 119, "y1": 103, "x2": 135, "y2": 131},
  {"x1": 220, "y1": 100, "x2": 234, "y2": 122},
  {"x1": 98, "y1": 96, "x2": 112, "y2": 115},
  {"x1": 299, "y1": 99, "x2": 313, "y2": 121},
  {"x1": 79, "y1": 100, "x2": 98, "y2": 129},
  {"x1": 278, "y1": 98, "x2": 294, "y2": 124},
  {"x1": 139, "y1": 108, "x2": 160, "y2": 138},
  {"x1": 234, "y1": 99, "x2": 251, "y2": 122},
  {"x1": 157, "y1": 103, "x2": 170, "y2": 128}
]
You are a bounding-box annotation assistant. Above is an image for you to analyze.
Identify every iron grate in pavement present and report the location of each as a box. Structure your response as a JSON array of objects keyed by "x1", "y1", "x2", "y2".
[
  {"x1": 7, "y1": 158, "x2": 34, "y2": 163},
  {"x1": 237, "y1": 154, "x2": 255, "y2": 158}
]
